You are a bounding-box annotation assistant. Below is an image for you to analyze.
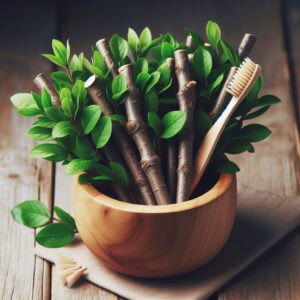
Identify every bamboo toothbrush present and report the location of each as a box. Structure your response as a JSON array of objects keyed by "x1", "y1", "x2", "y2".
[{"x1": 189, "y1": 57, "x2": 262, "y2": 196}]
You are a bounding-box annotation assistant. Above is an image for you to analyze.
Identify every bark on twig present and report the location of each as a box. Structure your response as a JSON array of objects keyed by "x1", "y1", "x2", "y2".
[
  {"x1": 33, "y1": 74, "x2": 131, "y2": 203},
  {"x1": 96, "y1": 38, "x2": 119, "y2": 78},
  {"x1": 119, "y1": 64, "x2": 172, "y2": 205},
  {"x1": 85, "y1": 75, "x2": 156, "y2": 205},
  {"x1": 209, "y1": 33, "x2": 257, "y2": 120},
  {"x1": 185, "y1": 35, "x2": 193, "y2": 48},
  {"x1": 165, "y1": 58, "x2": 177, "y2": 200},
  {"x1": 238, "y1": 33, "x2": 257, "y2": 58},
  {"x1": 174, "y1": 50, "x2": 196, "y2": 203},
  {"x1": 33, "y1": 73, "x2": 61, "y2": 108}
]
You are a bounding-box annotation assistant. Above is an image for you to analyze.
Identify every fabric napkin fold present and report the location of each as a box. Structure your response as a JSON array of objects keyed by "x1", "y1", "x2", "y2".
[{"x1": 35, "y1": 184, "x2": 300, "y2": 300}]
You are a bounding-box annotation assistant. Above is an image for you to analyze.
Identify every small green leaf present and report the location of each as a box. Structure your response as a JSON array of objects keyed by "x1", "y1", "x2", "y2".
[
  {"x1": 245, "y1": 106, "x2": 270, "y2": 120},
  {"x1": 93, "y1": 175, "x2": 114, "y2": 182},
  {"x1": 193, "y1": 46, "x2": 212, "y2": 79},
  {"x1": 44, "y1": 107, "x2": 68, "y2": 122},
  {"x1": 225, "y1": 137, "x2": 253, "y2": 154},
  {"x1": 17, "y1": 107, "x2": 41, "y2": 117},
  {"x1": 65, "y1": 159, "x2": 94, "y2": 175},
  {"x1": 144, "y1": 91, "x2": 159, "y2": 114},
  {"x1": 72, "y1": 80, "x2": 88, "y2": 107},
  {"x1": 161, "y1": 42, "x2": 174, "y2": 59},
  {"x1": 216, "y1": 160, "x2": 240, "y2": 173},
  {"x1": 108, "y1": 114, "x2": 127, "y2": 124},
  {"x1": 255, "y1": 95, "x2": 281, "y2": 107},
  {"x1": 161, "y1": 111, "x2": 186, "y2": 139},
  {"x1": 206, "y1": 21, "x2": 221, "y2": 46},
  {"x1": 29, "y1": 143, "x2": 67, "y2": 162},
  {"x1": 128, "y1": 28, "x2": 139, "y2": 59},
  {"x1": 80, "y1": 105, "x2": 102, "y2": 134},
  {"x1": 10, "y1": 93, "x2": 38, "y2": 111},
  {"x1": 148, "y1": 112, "x2": 161, "y2": 137},
  {"x1": 42, "y1": 54, "x2": 66, "y2": 67},
  {"x1": 51, "y1": 71, "x2": 71, "y2": 90},
  {"x1": 157, "y1": 63, "x2": 172, "y2": 94},
  {"x1": 145, "y1": 71, "x2": 160, "y2": 93},
  {"x1": 27, "y1": 127, "x2": 52, "y2": 141},
  {"x1": 41, "y1": 88, "x2": 52, "y2": 108},
  {"x1": 133, "y1": 58, "x2": 148, "y2": 77},
  {"x1": 11, "y1": 200, "x2": 50, "y2": 228},
  {"x1": 78, "y1": 173, "x2": 93, "y2": 184},
  {"x1": 60, "y1": 88, "x2": 74, "y2": 118},
  {"x1": 52, "y1": 121, "x2": 74, "y2": 139},
  {"x1": 75, "y1": 136, "x2": 98, "y2": 160},
  {"x1": 54, "y1": 206, "x2": 77, "y2": 231},
  {"x1": 52, "y1": 39, "x2": 67, "y2": 65},
  {"x1": 33, "y1": 117, "x2": 57, "y2": 128},
  {"x1": 238, "y1": 124, "x2": 272, "y2": 142},
  {"x1": 70, "y1": 54, "x2": 83, "y2": 74},
  {"x1": 220, "y1": 40, "x2": 238, "y2": 66},
  {"x1": 111, "y1": 75, "x2": 128, "y2": 102},
  {"x1": 139, "y1": 27, "x2": 152, "y2": 52},
  {"x1": 111, "y1": 162, "x2": 129, "y2": 187},
  {"x1": 93, "y1": 50, "x2": 107, "y2": 73},
  {"x1": 208, "y1": 74, "x2": 224, "y2": 94},
  {"x1": 110, "y1": 34, "x2": 128, "y2": 64},
  {"x1": 35, "y1": 223, "x2": 74, "y2": 248},
  {"x1": 92, "y1": 116, "x2": 112, "y2": 148},
  {"x1": 136, "y1": 72, "x2": 151, "y2": 92},
  {"x1": 185, "y1": 29, "x2": 204, "y2": 49}
]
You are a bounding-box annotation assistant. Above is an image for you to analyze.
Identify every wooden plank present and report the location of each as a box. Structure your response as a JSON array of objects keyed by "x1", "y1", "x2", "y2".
[
  {"x1": 51, "y1": 0, "x2": 300, "y2": 298},
  {"x1": 0, "y1": 1, "x2": 56, "y2": 299}
]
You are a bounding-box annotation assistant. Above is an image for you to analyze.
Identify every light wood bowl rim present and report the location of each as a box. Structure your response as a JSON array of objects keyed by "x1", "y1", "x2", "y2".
[{"x1": 75, "y1": 173, "x2": 235, "y2": 214}]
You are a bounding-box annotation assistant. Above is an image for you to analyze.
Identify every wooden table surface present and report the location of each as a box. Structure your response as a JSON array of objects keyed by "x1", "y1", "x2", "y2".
[{"x1": 1, "y1": 0, "x2": 300, "y2": 299}]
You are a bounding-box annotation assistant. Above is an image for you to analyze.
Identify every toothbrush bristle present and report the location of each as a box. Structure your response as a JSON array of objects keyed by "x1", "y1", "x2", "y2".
[{"x1": 226, "y1": 57, "x2": 256, "y2": 97}]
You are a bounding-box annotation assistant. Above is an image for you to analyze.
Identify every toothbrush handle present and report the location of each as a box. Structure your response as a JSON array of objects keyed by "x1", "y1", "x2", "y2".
[{"x1": 189, "y1": 96, "x2": 239, "y2": 196}]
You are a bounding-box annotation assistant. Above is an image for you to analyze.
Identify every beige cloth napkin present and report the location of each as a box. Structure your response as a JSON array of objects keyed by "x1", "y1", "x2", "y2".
[{"x1": 35, "y1": 184, "x2": 300, "y2": 300}]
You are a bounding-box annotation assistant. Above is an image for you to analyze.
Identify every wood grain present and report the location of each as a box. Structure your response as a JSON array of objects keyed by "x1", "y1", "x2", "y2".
[
  {"x1": 73, "y1": 173, "x2": 237, "y2": 278},
  {"x1": 0, "y1": 1, "x2": 56, "y2": 299}
]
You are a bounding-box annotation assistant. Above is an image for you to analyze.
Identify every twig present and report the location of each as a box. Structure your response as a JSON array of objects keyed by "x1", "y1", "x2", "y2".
[
  {"x1": 238, "y1": 33, "x2": 257, "y2": 59},
  {"x1": 96, "y1": 39, "x2": 118, "y2": 78},
  {"x1": 119, "y1": 64, "x2": 172, "y2": 205},
  {"x1": 85, "y1": 75, "x2": 156, "y2": 205},
  {"x1": 174, "y1": 50, "x2": 196, "y2": 202},
  {"x1": 165, "y1": 58, "x2": 177, "y2": 200},
  {"x1": 33, "y1": 74, "x2": 131, "y2": 203},
  {"x1": 33, "y1": 73, "x2": 61, "y2": 108},
  {"x1": 185, "y1": 35, "x2": 193, "y2": 48},
  {"x1": 209, "y1": 33, "x2": 257, "y2": 120}
]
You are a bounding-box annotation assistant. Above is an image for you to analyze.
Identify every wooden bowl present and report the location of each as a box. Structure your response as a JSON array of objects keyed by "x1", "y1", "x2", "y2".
[{"x1": 72, "y1": 173, "x2": 237, "y2": 278}]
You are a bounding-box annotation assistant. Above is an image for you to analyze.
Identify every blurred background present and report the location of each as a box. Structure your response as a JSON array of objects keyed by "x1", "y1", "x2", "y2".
[{"x1": 1, "y1": 0, "x2": 300, "y2": 299}]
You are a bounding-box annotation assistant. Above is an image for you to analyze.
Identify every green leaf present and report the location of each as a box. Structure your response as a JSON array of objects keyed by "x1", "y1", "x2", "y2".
[
  {"x1": 157, "y1": 63, "x2": 172, "y2": 94},
  {"x1": 42, "y1": 54, "x2": 65, "y2": 67},
  {"x1": 80, "y1": 105, "x2": 102, "y2": 134},
  {"x1": 52, "y1": 39, "x2": 67, "y2": 65},
  {"x1": 244, "y1": 106, "x2": 270, "y2": 120},
  {"x1": 93, "y1": 50, "x2": 107, "y2": 73},
  {"x1": 60, "y1": 88, "x2": 74, "y2": 118},
  {"x1": 75, "y1": 136, "x2": 98, "y2": 160},
  {"x1": 44, "y1": 107, "x2": 68, "y2": 122},
  {"x1": 94, "y1": 163, "x2": 114, "y2": 179},
  {"x1": 128, "y1": 28, "x2": 139, "y2": 59},
  {"x1": 10, "y1": 93, "x2": 38, "y2": 111},
  {"x1": 27, "y1": 126, "x2": 52, "y2": 141},
  {"x1": 220, "y1": 40, "x2": 238, "y2": 66},
  {"x1": 148, "y1": 112, "x2": 161, "y2": 137},
  {"x1": 65, "y1": 159, "x2": 94, "y2": 175},
  {"x1": 17, "y1": 107, "x2": 41, "y2": 117},
  {"x1": 93, "y1": 175, "x2": 114, "y2": 182},
  {"x1": 70, "y1": 54, "x2": 83, "y2": 74},
  {"x1": 185, "y1": 29, "x2": 204, "y2": 49},
  {"x1": 144, "y1": 91, "x2": 159, "y2": 114},
  {"x1": 194, "y1": 108, "x2": 213, "y2": 146},
  {"x1": 151, "y1": 45, "x2": 162, "y2": 61},
  {"x1": 111, "y1": 75, "x2": 128, "y2": 102},
  {"x1": 139, "y1": 27, "x2": 152, "y2": 52},
  {"x1": 225, "y1": 137, "x2": 253, "y2": 154},
  {"x1": 41, "y1": 88, "x2": 52, "y2": 108},
  {"x1": 110, "y1": 34, "x2": 128, "y2": 64},
  {"x1": 145, "y1": 71, "x2": 160, "y2": 93},
  {"x1": 29, "y1": 143, "x2": 67, "y2": 162},
  {"x1": 51, "y1": 71, "x2": 71, "y2": 90},
  {"x1": 206, "y1": 21, "x2": 221, "y2": 46},
  {"x1": 72, "y1": 80, "x2": 88, "y2": 107},
  {"x1": 161, "y1": 111, "x2": 186, "y2": 139},
  {"x1": 33, "y1": 116, "x2": 57, "y2": 128},
  {"x1": 32, "y1": 92, "x2": 43, "y2": 112},
  {"x1": 238, "y1": 124, "x2": 272, "y2": 142},
  {"x1": 193, "y1": 46, "x2": 212, "y2": 79},
  {"x1": 54, "y1": 206, "x2": 77, "y2": 231},
  {"x1": 52, "y1": 121, "x2": 74, "y2": 139},
  {"x1": 136, "y1": 72, "x2": 151, "y2": 92},
  {"x1": 111, "y1": 162, "x2": 129, "y2": 187},
  {"x1": 92, "y1": 116, "x2": 112, "y2": 148},
  {"x1": 163, "y1": 33, "x2": 176, "y2": 48},
  {"x1": 133, "y1": 58, "x2": 148, "y2": 77},
  {"x1": 208, "y1": 74, "x2": 224, "y2": 94},
  {"x1": 216, "y1": 160, "x2": 240, "y2": 173},
  {"x1": 11, "y1": 200, "x2": 50, "y2": 228},
  {"x1": 161, "y1": 42, "x2": 174, "y2": 59},
  {"x1": 78, "y1": 173, "x2": 93, "y2": 184},
  {"x1": 255, "y1": 95, "x2": 281, "y2": 107},
  {"x1": 35, "y1": 223, "x2": 74, "y2": 248}
]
